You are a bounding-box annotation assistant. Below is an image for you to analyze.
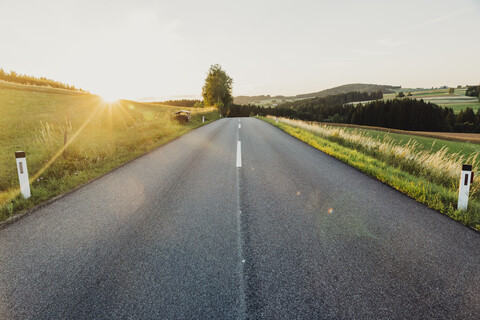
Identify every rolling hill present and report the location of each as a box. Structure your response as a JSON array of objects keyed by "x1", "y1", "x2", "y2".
[{"x1": 234, "y1": 83, "x2": 401, "y2": 105}]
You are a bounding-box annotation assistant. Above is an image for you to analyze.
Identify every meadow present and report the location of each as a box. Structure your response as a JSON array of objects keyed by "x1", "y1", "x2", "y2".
[
  {"x1": 319, "y1": 123, "x2": 480, "y2": 156},
  {"x1": 384, "y1": 88, "x2": 480, "y2": 113},
  {"x1": 264, "y1": 116, "x2": 480, "y2": 230},
  {"x1": 0, "y1": 81, "x2": 218, "y2": 221}
]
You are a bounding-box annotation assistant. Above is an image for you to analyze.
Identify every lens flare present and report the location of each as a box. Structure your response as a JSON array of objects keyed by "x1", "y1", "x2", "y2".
[{"x1": 99, "y1": 92, "x2": 120, "y2": 103}]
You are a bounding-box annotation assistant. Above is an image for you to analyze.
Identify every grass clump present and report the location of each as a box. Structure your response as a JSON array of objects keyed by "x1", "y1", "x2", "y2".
[{"x1": 263, "y1": 116, "x2": 480, "y2": 230}]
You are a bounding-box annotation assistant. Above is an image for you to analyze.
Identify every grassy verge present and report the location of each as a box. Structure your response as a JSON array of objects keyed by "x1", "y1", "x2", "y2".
[
  {"x1": 261, "y1": 116, "x2": 480, "y2": 230},
  {"x1": 0, "y1": 82, "x2": 219, "y2": 222},
  {"x1": 316, "y1": 123, "x2": 480, "y2": 155},
  {"x1": 340, "y1": 127, "x2": 480, "y2": 157},
  {"x1": 302, "y1": 122, "x2": 480, "y2": 145}
]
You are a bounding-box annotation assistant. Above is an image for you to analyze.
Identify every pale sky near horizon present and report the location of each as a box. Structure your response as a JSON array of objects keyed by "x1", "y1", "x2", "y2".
[{"x1": 0, "y1": 0, "x2": 479, "y2": 101}]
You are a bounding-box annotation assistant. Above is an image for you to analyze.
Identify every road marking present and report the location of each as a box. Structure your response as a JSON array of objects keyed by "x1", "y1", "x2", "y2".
[
  {"x1": 236, "y1": 141, "x2": 242, "y2": 167},
  {"x1": 239, "y1": 123, "x2": 241, "y2": 129},
  {"x1": 235, "y1": 172, "x2": 246, "y2": 318},
  {"x1": 235, "y1": 124, "x2": 246, "y2": 318}
]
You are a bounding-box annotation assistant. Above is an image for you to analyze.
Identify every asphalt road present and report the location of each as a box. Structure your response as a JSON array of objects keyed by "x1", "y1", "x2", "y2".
[{"x1": 1, "y1": 117, "x2": 480, "y2": 319}]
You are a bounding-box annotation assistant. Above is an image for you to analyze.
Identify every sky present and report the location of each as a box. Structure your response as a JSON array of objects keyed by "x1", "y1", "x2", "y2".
[{"x1": 0, "y1": 0, "x2": 479, "y2": 101}]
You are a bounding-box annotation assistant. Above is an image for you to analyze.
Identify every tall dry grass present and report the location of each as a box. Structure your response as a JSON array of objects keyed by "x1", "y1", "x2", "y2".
[
  {"x1": 274, "y1": 117, "x2": 480, "y2": 199},
  {"x1": 36, "y1": 119, "x2": 73, "y2": 154}
]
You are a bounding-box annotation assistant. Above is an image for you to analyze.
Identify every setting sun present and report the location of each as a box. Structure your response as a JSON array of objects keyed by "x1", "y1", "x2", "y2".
[{"x1": 99, "y1": 92, "x2": 120, "y2": 104}]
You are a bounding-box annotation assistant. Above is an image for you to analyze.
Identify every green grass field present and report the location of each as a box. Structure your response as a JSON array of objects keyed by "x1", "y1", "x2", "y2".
[
  {"x1": 341, "y1": 127, "x2": 480, "y2": 157},
  {"x1": 0, "y1": 81, "x2": 218, "y2": 221},
  {"x1": 442, "y1": 103, "x2": 480, "y2": 113},
  {"x1": 384, "y1": 88, "x2": 480, "y2": 113},
  {"x1": 264, "y1": 116, "x2": 480, "y2": 230}
]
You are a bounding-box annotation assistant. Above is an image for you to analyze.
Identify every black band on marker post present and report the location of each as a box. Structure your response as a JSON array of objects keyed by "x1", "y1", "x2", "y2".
[
  {"x1": 463, "y1": 164, "x2": 472, "y2": 171},
  {"x1": 15, "y1": 151, "x2": 26, "y2": 158}
]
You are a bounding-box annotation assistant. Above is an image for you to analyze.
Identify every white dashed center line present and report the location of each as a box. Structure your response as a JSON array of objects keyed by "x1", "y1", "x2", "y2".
[{"x1": 236, "y1": 141, "x2": 242, "y2": 168}]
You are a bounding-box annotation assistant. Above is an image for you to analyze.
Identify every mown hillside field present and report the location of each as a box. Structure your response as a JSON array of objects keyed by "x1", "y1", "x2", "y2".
[
  {"x1": 384, "y1": 88, "x2": 480, "y2": 114},
  {"x1": 0, "y1": 80, "x2": 218, "y2": 221}
]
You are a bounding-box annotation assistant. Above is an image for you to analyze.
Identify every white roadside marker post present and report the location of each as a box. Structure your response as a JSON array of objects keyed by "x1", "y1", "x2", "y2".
[
  {"x1": 276, "y1": 117, "x2": 278, "y2": 124},
  {"x1": 458, "y1": 164, "x2": 473, "y2": 211},
  {"x1": 202, "y1": 116, "x2": 205, "y2": 123},
  {"x1": 15, "y1": 151, "x2": 31, "y2": 199}
]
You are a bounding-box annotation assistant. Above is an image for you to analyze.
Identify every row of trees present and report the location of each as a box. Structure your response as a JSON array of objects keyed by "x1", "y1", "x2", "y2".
[
  {"x1": 466, "y1": 85, "x2": 480, "y2": 98},
  {"x1": 277, "y1": 91, "x2": 383, "y2": 110},
  {"x1": 226, "y1": 98, "x2": 480, "y2": 133},
  {"x1": 0, "y1": 68, "x2": 87, "y2": 92},
  {"x1": 348, "y1": 99, "x2": 451, "y2": 131},
  {"x1": 453, "y1": 107, "x2": 480, "y2": 132},
  {"x1": 155, "y1": 99, "x2": 204, "y2": 108}
]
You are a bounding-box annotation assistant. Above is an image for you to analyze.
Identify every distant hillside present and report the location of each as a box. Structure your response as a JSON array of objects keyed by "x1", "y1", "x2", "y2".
[
  {"x1": 234, "y1": 95, "x2": 286, "y2": 105},
  {"x1": 234, "y1": 83, "x2": 401, "y2": 105},
  {"x1": 294, "y1": 83, "x2": 401, "y2": 99}
]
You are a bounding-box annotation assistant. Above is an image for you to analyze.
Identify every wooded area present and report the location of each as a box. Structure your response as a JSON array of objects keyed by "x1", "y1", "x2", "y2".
[
  {"x1": 226, "y1": 92, "x2": 480, "y2": 133},
  {"x1": 0, "y1": 69, "x2": 87, "y2": 92}
]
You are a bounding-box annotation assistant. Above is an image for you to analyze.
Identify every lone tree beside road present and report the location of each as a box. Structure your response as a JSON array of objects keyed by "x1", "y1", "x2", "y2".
[{"x1": 202, "y1": 64, "x2": 233, "y2": 116}]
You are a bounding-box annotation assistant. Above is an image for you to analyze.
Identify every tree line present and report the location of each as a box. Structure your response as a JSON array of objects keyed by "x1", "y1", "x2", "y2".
[
  {"x1": 0, "y1": 68, "x2": 87, "y2": 92},
  {"x1": 466, "y1": 85, "x2": 480, "y2": 99},
  {"x1": 154, "y1": 99, "x2": 204, "y2": 108},
  {"x1": 226, "y1": 93, "x2": 480, "y2": 133},
  {"x1": 285, "y1": 90, "x2": 384, "y2": 105}
]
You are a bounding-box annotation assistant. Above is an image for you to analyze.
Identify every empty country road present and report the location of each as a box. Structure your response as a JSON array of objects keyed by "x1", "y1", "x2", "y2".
[{"x1": 1, "y1": 117, "x2": 480, "y2": 319}]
